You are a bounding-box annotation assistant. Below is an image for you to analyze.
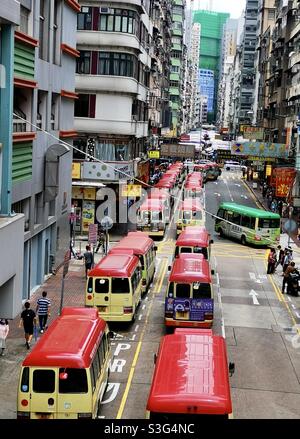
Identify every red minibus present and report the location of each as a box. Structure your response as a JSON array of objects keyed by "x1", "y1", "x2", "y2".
[
  {"x1": 146, "y1": 328, "x2": 233, "y2": 419},
  {"x1": 17, "y1": 308, "x2": 111, "y2": 419},
  {"x1": 175, "y1": 227, "x2": 213, "y2": 260},
  {"x1": 165, "y1": 253, "x2": 213, "y2": 328},
  {"x1": 110, "y1": 232, "x2": 156, "y2": 293},
  {"x1": 137, "y1": 198, "x2": 166, "y2": 236}
]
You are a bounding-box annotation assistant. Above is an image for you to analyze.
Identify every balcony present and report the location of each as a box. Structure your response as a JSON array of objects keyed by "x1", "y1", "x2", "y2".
[
  {"x1": 288, "y1": 51, "x2": 300, "y2": 69},
  {"x1": 287, "y1": 83, "x2": 300, "y2": 99},
  {"x1": 77, "y1": 31, "x2": 142, "y2": 53},
  {"x1": 76, "y1": 74, "x2": 140, "y2": 95},
  {"x1": 75, "y1": 117, "x2": 148, "y2": 137}
]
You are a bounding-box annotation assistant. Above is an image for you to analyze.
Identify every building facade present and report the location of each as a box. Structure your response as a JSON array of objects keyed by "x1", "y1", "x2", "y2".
[{"x1": 193, "y1": 9, "x2": 230, "y2": 123}]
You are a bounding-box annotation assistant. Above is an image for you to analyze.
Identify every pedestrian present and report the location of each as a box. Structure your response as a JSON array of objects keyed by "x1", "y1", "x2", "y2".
[
  {"x1": 277, "y1": 199, "x2": 283, "y2": 217},
  {"x1": 275, "y1": 245, "x2": 285, "y2": 270},
  {"x1": 282, "y1": 249, "x2": 293, "y2": 274},
  {"x1": 0, "y1": 319, "x2": 9, "y2": 356},
  {"x1": 19, "y1": 302, "x2": 37, "y2": 349},
  {"x1": 36, "y1": 291, "x2": 51, "y2": 333},
  {"x1": 84, "y1": 245, "x2": 94, "y2": 279},
  {"x1": 262, "y1": 182, "x2": 268, "y2": 198},
  {"x1": 267, "y1": 248, "x2": 277, "y2": 274},
  {"x1": 282, "y1": 262, "x2": 296, "y2": 294},
  {"x1": 95, "y1": 231, "x2": 105, "y2": 254}
]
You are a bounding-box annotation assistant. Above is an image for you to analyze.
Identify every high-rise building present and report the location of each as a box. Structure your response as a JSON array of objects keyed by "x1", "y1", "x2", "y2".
[
  {"x1": 169, "y1": 0, "x2": 186, "y2": 137},
  {"x1": 193, "y1": 9, "x2": 230, "y2": 122}
]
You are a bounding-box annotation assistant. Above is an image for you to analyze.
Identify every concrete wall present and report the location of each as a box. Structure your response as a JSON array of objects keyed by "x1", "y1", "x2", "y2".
[
  {"x1": 0, "y1": 214, "x2": 24, "y2": 318},
  {"x1": 0, "y1": 0, "x2": 20, "y2": 25}
]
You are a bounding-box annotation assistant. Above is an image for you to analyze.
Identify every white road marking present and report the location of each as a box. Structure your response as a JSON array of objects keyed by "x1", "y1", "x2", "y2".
[
  {"x1": 291, "y1": 304, "x2": 296, "y2": 309},
  {"x1": 138, "y1": 314, "x2": 143, "y2": 321},
  {"x1": 142, "y1": 304, "x2": 146, "y2": 310},
  {"x1": 287, "y1": 296, "x2": 292, "y2": 302},
  {"x1": 249, "y1": 272, "x2": 256, "y2": 280},
  {"x1": 249, "y1": 290, "x2": 260, "y2": 305},
  {"x1": 134, "y1": 325, "x2": 139, "y2": 332},
  {"x1": 296, "y1": 312, "x2": 300, "y2": 319}
]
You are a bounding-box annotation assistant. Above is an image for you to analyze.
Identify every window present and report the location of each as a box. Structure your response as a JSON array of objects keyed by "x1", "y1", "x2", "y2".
[
  {"x1": 19, "y1": 6, "x2": 29, "y2": 34},
  {"x1": 50, "y1": 93, "x2": 59, "y2": 131},
  {"x1": 152, "y1": 211, "x2": 162, "y2": 221},
  {"x1": 98, "y1": 52, "x2": 136, "y2": 78},
  {"x1": 241, "y1": 215, "x2": 255, "y2": 229},
  {"x1": 53, "y1": 0, "x2": 62, "y2": 65},
  {"x1": 112, "y1": 277, "x2": 130, "y2": 293},
  {"x1": 75, "y1": 94, "x2": 96, "y2": 118},
  {"x1": 59, "y1": 368, "x2": 88, "y2": 393},
  {"x1": 76, "y1": 51, "x2": 91, "y2": 74},
  {"x1": 167, "y1": 282, "x2": 174, "y2": 297},
  {"x1": 99, "y1": 9, "x2": 137, "y2": 34},
  {"x1": 33, "y1": 370, "x2": 55, "y2": 393},
  {"x1": 20, "y1": 367, "x2": 29, "y2": 393},
  {"x1": 194, "y1": 247, "x2": 208, "y2": 259},
  {"x1": 77, "y1": 6, "x2": 92, "y2": 30},
  {"x1": 217, "y1": 208, "x2": 224, "y2": 219},
  {"x1": 232, "y1": 212, "x2": 241, "y2": 225},
  {"x1": 181, "y1": 247, "x2": 192, "y2": 253},
  {"x1": 268, "y1": 9, "x2": 275, "y2": 20},
  {"x1": 95, "y1": 278, "x2": 109, "y2": 294},
  {"x1": 258, "y1": 218, "x2": 280, "y2": 229},
  {"x1": 193, "y1": 283, "x2": 211, "y2": 299},
  {"x1": 39, "y1": 0, "x2": 49, "y2": 61},
  {"x1": 176, "y1": 284, "x2": 191, "y2": 298}
]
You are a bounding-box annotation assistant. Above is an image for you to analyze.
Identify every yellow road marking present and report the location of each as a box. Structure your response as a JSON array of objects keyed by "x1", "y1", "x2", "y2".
[
  {"x1": 213, "y1": 254, "x2": 265, "y2": 259},
  {"x1": 241, "y1": 179, "x2": 262, "y2": 209},
  {"x1": 116, "y1": 257, "x2": 168, "y2": 419}
]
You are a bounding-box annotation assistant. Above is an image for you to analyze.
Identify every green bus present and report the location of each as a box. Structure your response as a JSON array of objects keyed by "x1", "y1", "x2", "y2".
[{"x1": 215, "y1": 202, "x2": 280, "y2": 246}]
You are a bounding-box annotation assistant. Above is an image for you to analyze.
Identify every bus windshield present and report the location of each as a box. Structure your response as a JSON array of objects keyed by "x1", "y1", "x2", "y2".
[
  {"x1": 112, "y1": 278, "x2": 130, "y2": 293},
  {"x1": 176, "y1": 284, "x2": 191, "y2": 297},
  {"x1": 258, "y1": 218, "x2": 280, "y2": 229}
]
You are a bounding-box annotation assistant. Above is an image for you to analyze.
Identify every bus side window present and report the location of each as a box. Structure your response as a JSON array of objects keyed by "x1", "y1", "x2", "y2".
[
  {"x1": 175, "y1": 246, "x2": 179, "y2": 257},
  {"x1": 95, "y1": 278, "x2": 109, "y2": 294},
  {"x1": 20, "y1": 367, "x2": 29, "y2": 393},
  {"x1": 90, "y1": 365, "x2": 96, "y2": 392},
  {"x1": 232, "y1": 212, "x2": 241, "y2": 225},
  {"x1": 92, "y1": 349, "x2": 100, "y2": 382},
  {"x1": 241, "y1": 215, "x2": 251, "y2": 228},
  {"x1": 132, "y1": 271, "x2": 137, "y2": 291},
  {"x1": 217, "y1": 208, "x2": 224, "y2": 219},
  {"x1": 139, "y1": 255, "x2": 145, "y2": 270}
]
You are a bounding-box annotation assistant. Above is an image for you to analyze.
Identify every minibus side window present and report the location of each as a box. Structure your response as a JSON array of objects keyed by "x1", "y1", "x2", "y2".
[
  {"x1": 193, "y1": 283, "x2": 211, "y2": 299},
  {"x1": 112, "y1": 277, "x2": 129, "y2": 293},
  {"x1": 139, "y1": 255, "x2": 145, "y2": 270},
  {"x1": 33, "y1": 370, "x2": 55, "y2": 393},
  {"x1": 176, "y1": 284, "x2": 191, "y2": 298},
  {"x1": 95, "y1": 278, "x2": 109, "y2": 294},
  {"x1": 59, "y1": 368, "x2": 88, "y2": 393},
  {"x1": 92, "y1": 349, "x2": 100, "y2": 382},
  {"x1": 175, "y1": 246, "x2": 179, "y2": 257},
  {"x1": 20, "y1": 367, "x2": 29, "y2": 392},
  {"x1": 194, "y1": 211, "x2": 202, "y2": 220}
]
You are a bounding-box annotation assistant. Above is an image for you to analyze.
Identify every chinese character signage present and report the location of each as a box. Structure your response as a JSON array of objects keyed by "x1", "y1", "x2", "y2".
[
  {"x1": 275, "y1": 168, "x2": 296, "y2": 198},
  {"x1": 72, "y1": 162, "x2": 81, "y2": 179},
  {"x1": 121, "y1": 184, "x2": 142, "y2": 197},
  {"x1": 231, "y1": 141, "x2": 288, "y2": 158},
  {"x1": 243, "y1": 126, "x2": 265, "y2": 140},
  {"x1": 148, "y1": 150, "x2": 160, "y2": 159}
]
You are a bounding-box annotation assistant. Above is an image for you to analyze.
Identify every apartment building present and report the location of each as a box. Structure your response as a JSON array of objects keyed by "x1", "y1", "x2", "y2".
[{"x1": 1, "y1": 0, "x2": 78, "y2": 318}]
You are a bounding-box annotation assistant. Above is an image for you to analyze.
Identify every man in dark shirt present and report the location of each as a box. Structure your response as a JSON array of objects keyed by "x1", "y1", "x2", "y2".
[
  {"x1": 19, "y1": 302, "x2": 37, "y2": 349},
  {"x1": 84, "y1": 245, "x2": 94, "y2": 279}
]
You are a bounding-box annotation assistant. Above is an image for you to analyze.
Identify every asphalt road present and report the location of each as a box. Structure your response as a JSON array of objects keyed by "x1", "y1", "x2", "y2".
[{"x1": 100, "y1": 169, "x2": 300, "y2": 419}]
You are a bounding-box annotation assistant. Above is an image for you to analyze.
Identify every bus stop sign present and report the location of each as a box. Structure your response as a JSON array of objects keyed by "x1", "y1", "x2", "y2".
[{"x1": 101, "y1": 216, "x2": 113, "y2": 231}]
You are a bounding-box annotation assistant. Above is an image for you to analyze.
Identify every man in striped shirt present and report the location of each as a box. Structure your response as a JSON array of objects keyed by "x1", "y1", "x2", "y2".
[{"x1": 36, "y1": 291, "x2": 51, "y2": 333}]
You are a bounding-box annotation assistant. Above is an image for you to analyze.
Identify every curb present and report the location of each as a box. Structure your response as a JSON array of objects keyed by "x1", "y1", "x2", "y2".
[{"x1": 242, "y1": 180, "x2": 266, "y2": 210}]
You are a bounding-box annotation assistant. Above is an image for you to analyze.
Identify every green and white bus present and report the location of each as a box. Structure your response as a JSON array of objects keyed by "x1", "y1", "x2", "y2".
[{"x1": 215, "y1": 202, "x2": 280, "y2": 246}]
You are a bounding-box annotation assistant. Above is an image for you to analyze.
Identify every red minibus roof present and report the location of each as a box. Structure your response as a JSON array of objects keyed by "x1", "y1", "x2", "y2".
[
  {"x1": 179, "y1": 198, "x2": 204, "y2": 211},
  {"x1": 176, "y1": 228, "x2": 209, "y2": 247},
  {"x1": 184, "y1": 226, "x2": 208, "y2": 234},
  {"x1": 110, "y1": 233, "x2": 154, "y2": 255},
  {"x1": 184, "y1": 181, "x2": 203, "y2": 190},
  {"x1": 23, "y1": 308, "x2": 107, "y2": 368},
  {"x1": 148, "y1": 188, "x2": 169, "y2": 199},
  {"x1": 146, "y1": 329, "x2": 232, "y2": 415},
  {"x1": 89, "y1": 253, "x2": 139, "y2": 277},
  {"x1": 140, "y1": 198, "x2": 164, "y2": 211},
  {"x1": 155, "y1": 180, "x2": 173, "y2": 189},
  {"x1": 169, "y1": 253, "x2": 211, "y2": 283}
]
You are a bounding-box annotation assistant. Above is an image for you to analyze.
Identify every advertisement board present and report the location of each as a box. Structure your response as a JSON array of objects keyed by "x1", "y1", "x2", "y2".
[
  {"x1": 243, "y1": 126, "x2": 265, "y2": 140},
  {"x1": 121, "y1": 184, "x2": 142, "y2": 197},
  {"x1": 231, "y1": 141, "x2": 288, "y2": 158},
  {"x1": 275, "y1": 168, "x2": 296, "y2": 198},
  {"x1": 82, "y1": 200, "x2": 95, "y2": 232}
]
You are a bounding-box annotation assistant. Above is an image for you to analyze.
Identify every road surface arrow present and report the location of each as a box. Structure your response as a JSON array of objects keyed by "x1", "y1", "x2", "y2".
[{"x1": 249, "y1": 290, "x2": 260, "y2": 305}]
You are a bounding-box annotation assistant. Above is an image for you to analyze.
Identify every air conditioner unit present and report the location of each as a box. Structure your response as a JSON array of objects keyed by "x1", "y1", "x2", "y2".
[
  {"x1": 99, "y1": 7, "x2": 111, "y2": 14},
  {"x1": 292, "y1": 9, "x2": 298, "y2": 15}
]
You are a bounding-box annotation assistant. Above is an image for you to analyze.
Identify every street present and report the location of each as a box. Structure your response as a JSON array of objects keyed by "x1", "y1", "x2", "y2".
[{"x1": 2, "y1": 170, "x2": 300, "y2": 419}]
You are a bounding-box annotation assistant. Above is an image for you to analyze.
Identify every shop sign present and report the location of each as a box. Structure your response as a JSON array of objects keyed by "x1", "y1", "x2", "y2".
[
  {"x1": 121, "y1": 184, "x2": 142, "y2": 197},
  {"x1": 231, "y1": 142, "x2": 288, "y2": 158},
  {"x1": 82, "y1": 161, "x2": 134, "y2": 181},
  {"x1": 243, "y1": 126, "x2": 264, "y2": 140},
  {"x1": 72, "y1": 162, "x2": 81, "y2": 179},
  {"x1": 248, "y1": 156, "x2": 276, "y2": 162},
  {"x1": 266, "y1": 165, "x2": 272, "y2": 177},
  {"x1": 88, "y1": 223, "x2": 98, "y2": 245},
  {"x1": 72, "y1": 187, "x2": 83, "y2": 199},
  {"x1": 275, "y1": 168, "x2": 296, "y2": 197},
  {"x1": 239, "y1": 124, "x2": 250, "y2": 133},
  {"x1": 148, "y1": 150, "x2": 160, "y2": 159},
  {"x1": 83, "y1": 188, "x2": 96, "y2": 200}
]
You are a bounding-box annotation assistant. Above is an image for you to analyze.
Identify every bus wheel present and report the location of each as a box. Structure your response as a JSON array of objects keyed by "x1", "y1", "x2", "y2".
[
  {"x1": 241, "y1": 235, "x2": 247, "y2": 246},
  {"x1": 218, "y1": 228, "x2": 224, "y2": 237}
]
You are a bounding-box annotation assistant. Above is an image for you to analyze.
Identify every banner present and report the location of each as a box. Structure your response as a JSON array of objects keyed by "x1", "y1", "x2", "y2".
[
  {"x1": 72, "y1": 162, "x2": 81, "y2": 179},
  {"x1": 231, "y1": 141, "x2": 288, "y2": 158},
  {"x1": 148, "y1": 150, "x2": 160, "y2": 159},
  {"x1": 82, "y1": 201, "x2": 95, "y2": 232},
  {"x1": 275, "y1": 168, "x2": 296, "y2": 198},
  {"x1": 121, "y1": 184, "x2": 142, "y2": 197}
]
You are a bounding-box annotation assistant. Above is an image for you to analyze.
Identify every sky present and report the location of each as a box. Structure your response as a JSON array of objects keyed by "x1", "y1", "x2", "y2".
[{"x1": 192, "y1": 0, "x2": 246, "y2": 19}]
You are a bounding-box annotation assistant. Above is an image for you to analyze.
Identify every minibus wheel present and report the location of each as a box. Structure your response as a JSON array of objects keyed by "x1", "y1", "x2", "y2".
[{"x1": 241, "y1": 235, "x2": 247, "y2": 246}]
